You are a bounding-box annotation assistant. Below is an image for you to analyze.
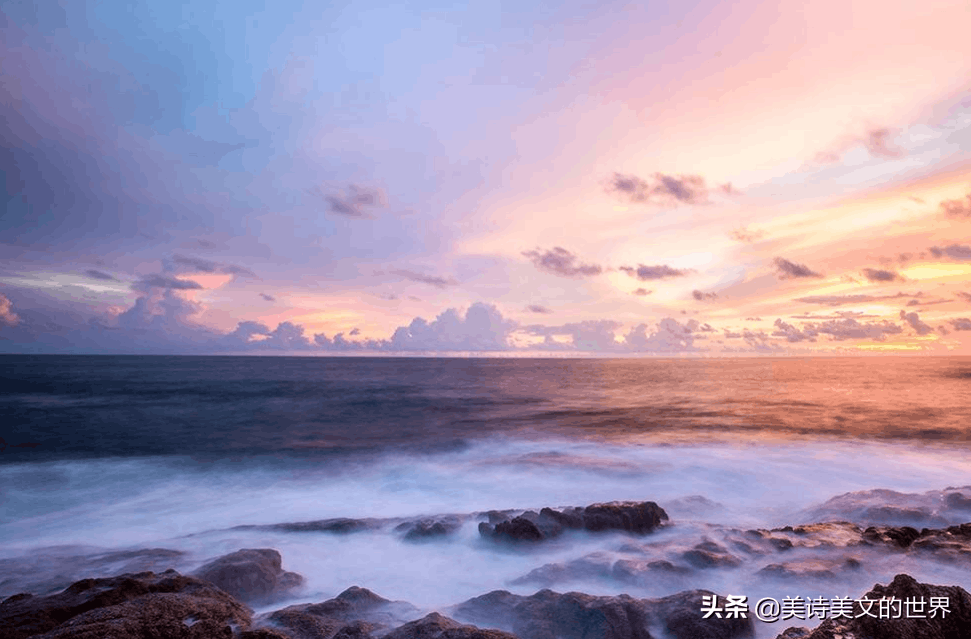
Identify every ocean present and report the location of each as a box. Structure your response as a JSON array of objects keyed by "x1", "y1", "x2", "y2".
[{"x1": 2, "y1": 355, "x2": 971, "y2": 638}]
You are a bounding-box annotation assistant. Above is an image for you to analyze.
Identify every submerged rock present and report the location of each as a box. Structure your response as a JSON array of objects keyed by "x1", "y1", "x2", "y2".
[
  {"x1": 0, "y1": 569, "x2": 252, "y2": 639},
  {"x1": 383, "y1": 612, "x2": 519, "y2": 639},
  {"x1": 774, "y1": 573, "x2": 971, "y2": 639},
  {"x1": 478, "y1": 502, "x2": 668, "y2": 543},
  {"x1": 395, "y1": 517, "x2": 463, "y2": 542},
  {"x1": 194, "y1": 549, "x2": 304, "y2": 604},
  {"x1": 259, "y1": 586, "x2": 420, "y2": 639},
  {"x1": 451, "y1": 588, "x2": 754, "y2": 639},
  {"x1": 801, "y1": 486, "x2": 971, "y2": 528},
  {"x1": 756, "y1": 557, "x2": 862, "y2": 581}
]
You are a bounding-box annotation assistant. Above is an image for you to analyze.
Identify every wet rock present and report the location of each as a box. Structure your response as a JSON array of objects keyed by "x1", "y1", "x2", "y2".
[
  {"x1": 680, "y1": 541, "x2": 742, "y2": 569},
  {"x1": 801, "y1": 487, "x2": 971, "y2": 528},
  {"x1": 0, "y1": 547, "x2": 187, "y2": 600},
  {"x1": 774, "y1": 573, "x2": 971, "y2": 639},
  {"x1": 452, "y1": 588, "x2": 754, "y2": 639},
  {"x1": 195, "y1": 549, "x2": 304, "y2": 604},
  {"x1": 512, "y1": 554, "x2": 616, "y2": 587},
  {"x1": 612, "y1": 559, "x2": 691, "y2": 582},
  {"x1": 261, "y1": 586, "x2": 420, "y2": 639},
  {"x1": 479, "y1": 502, "x2": 668, "y2": 543},
  {"x1": 383, "y1": 612, "x2": 520, "y2": 639},
  {"x1": 757, "y1": 557, "x2": 862, "y2": 580},
  {"x1": 270, "y1": 519, "x2": 383, "y2": 534},
  {"x1": 0, "y1": 569, "x2": 252, "y2": 639},
  {"x1": 396, "y1": 517, "x2": 463, "y2": 541},
  {"x1": 943, "y1": 491, "x2": 971, "y2": 511}
]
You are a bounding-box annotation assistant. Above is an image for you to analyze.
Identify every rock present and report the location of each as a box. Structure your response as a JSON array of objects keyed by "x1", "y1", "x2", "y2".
[
  {"x1": 383, "y1": 612, "x2": 520, "y2": 639},
  {"x1": 479, "y1": 502, "x2": 668, "y2": 543},
  {"x1": 194, "y1": 549, "x2": 304, "y2": 604},
  {"x1": 451, "y1": 588, "x2": 754, "y2": 639},
  {"x1": 396, "y1": 517, "x2": 463, "y2": 541},
  {"x1": 680, "y1": 541, "x2": 742, "y2": 569},
  {"x1": 651, "y1": 590, "x2": 755, "y2": 639},
  {"x1": 512, "y1": 554, "x2": 616, "y2": 587},
  {"x1": 261, "y1": 586, "x2": 420, "y2": 639},
  {"x1": 0, "y1": 547, "x2": 187, "y2": 600},
  {"x1": 0, "y1": 569, "x2": 252, "y2": 639},
  {"x1": 774, "y1": 573, "x2": 971, "y2": 639},
  {"x1": 234, "y1": 518, "x2": 386, "y2": 535},
  {"x1": 800, "y1": 487, "x2": 971, "y2": 528},
  {"x1": 756, "y1": 558, "x2": 862, "y2": 580}
]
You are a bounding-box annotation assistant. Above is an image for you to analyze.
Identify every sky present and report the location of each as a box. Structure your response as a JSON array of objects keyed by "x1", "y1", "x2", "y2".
[{"x1": 2, "y1": 0, "x2": 971, "y2": 356}]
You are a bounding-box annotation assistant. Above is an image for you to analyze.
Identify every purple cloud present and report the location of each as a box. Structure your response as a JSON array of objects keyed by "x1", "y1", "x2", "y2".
[
  {"x1": 522, "y1": 247, "x2": 603, "y2": 278},
  {"x1": 607, "y1": 172, "x2": 718, "y2": 205},
  {"x1": 620, "y1": 264, "x2": 690, "y2": 281},
  {"x1": 773, "y1": 257, "x2": 824, "y2": 279}
]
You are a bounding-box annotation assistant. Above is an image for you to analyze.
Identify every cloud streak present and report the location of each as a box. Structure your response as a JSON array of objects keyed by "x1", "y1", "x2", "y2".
[
  {"x1": 620, "y1": 264, "x2": 690, "y2": 281},
  {"x1": 607, "y1": 172, "x2": 730, "y2": 206},
  {"x1": 522, "y1": 247, "x2": 603, "y2": 278},
  {"x1": 773, "y1": 257, "x2": 824, "y2": 280}
]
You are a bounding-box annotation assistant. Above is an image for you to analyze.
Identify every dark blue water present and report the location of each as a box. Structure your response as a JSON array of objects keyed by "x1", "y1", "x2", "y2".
[{"x1": 4, "y1": 355, "x2": 971, "y2": 463}]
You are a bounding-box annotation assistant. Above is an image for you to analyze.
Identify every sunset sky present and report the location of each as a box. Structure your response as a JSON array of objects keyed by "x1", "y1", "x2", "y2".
[{"x1": 2, "y1": 0, "x2": 971, "y2": 355}]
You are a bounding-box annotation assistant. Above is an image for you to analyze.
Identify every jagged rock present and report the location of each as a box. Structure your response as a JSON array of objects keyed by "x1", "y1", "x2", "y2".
[
  {"x1": 478, "y1": 502, "x2": 668, "y2": 543},
  {"x1": 757, "y1": 557, "x2": 862, "y2": 580},
  {"x1": 0, "y1": 547, "x2": 187, "y2": 600},
  {"x1": 194, "y1": 549, "x2": 304, "y2": 604},
  {"x1": 512, "y1": 554, "x2": 616, "y2": 586},
  {"x1": 260, "y1": 586, "x2": 420, "y2": 639},
  {"x1": 396, "y1": 517, "x2": 463, "y2": 541},
  {"x1": 774, "y1": 574, "x2": 971, "y2": 639},
  {"x1": 383, "y1": 612, "x2": 520, "y2": 639},
  {"x1": 0, "y1": 569, "x2": 252, "y2": 639},
  {"x1": 801, "y1": 487, "x2": 971, "y2": 528},
  {"x1": 680, "y1": 541, "x2": 742, "y2": 569},
  {"x1": 451, "y1": 588, "x2": 754, "y2": 639}
]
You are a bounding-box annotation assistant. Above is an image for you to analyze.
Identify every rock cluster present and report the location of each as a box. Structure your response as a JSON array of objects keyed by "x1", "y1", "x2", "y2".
[
  {"x1": 478, "y1": 501, "x2": 669, "y2": 543},
  {"x1": 774, "y1": 573, "x2": 971, "y2": 639}
]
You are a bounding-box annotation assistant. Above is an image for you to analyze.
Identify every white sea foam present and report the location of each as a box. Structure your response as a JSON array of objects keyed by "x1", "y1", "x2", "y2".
[{"x1": 2, "y1": 436, "x2": 970, "y2": 638}]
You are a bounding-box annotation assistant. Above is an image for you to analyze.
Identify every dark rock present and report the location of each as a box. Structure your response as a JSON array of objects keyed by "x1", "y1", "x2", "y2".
[
  {"x1": 512, "y1": 554, "x2": 615, "y2": 587},
  {"x1": 0, "y1": 569, "x2": 252, "y2": 639},
  {"x1": 774, "y1": 573, "x2": 971, "y2": 639},
  {"x1": 680, "y1": 543, "x2": 742, "y2": 569},
  {"x1": 0, "y1": 547, "x2": 187, "y2": 600},
  {"x1": 383, "y1": 612, "x2": 520, "y2": 639},
  {"x1": 492, "y1": 517, "x2": 547, "y2": 542},
  {"x1": 452, "y1": 588, "x2": 754, "y2": 639},
  {"x1": 862, "y1": 525, "x2": 922, "y2": 548},
  {"x1": 261, "y1": 586, "x2": 420, "y2": 639},
  {"x1": 271, "y1": 519, "x2": 382, "y2": 534},
  {"x1": 479, "y1": 502, "x2": 668, "y2": 543},
  {"x1": 652, "y1": 590, "x2": 754, "y2": 639},
  {"x1": 240, "y1": 630, "x2": 293, "y2": 639},
  {"x1": 332, "y1": 620, "x2": 377, "y2": 639},
  {"x1": 757, "y1": 558, "x2": 862, "y2": 580},
  {"x1": 580, "y1": 502, "x2": 668, "y2": 535},
  {"x1": 396, "y1": 517, "x2": 463, "y2": 541},
  {"x1": 774, "y1": 629, "x2": 810, "y2": 639},
  {"x1": 944, "y1": 491, "x2": 971, "y2": 511},
  {"x1": 195, "y1": 549, "x2": 304, "y2": 604}
]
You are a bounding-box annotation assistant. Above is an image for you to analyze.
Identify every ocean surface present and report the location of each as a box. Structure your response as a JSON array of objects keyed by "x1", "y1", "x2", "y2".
[{"x1": 2, "y1": 355, "x2": 971, "y2": 637}]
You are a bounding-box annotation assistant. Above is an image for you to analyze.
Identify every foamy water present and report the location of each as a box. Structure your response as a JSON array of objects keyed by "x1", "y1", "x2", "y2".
[
  {"x1": 4, "y1": 355, "x2": 971, "y2": 637},
  {"x1": 3, "y1": 436, "x2": 970, "y2": 637}
]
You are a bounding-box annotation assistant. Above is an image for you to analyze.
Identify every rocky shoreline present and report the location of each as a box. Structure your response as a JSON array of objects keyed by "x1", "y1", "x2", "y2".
[{"x1": 3, "y1": 497, "x2": 971, "y2": 639}]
